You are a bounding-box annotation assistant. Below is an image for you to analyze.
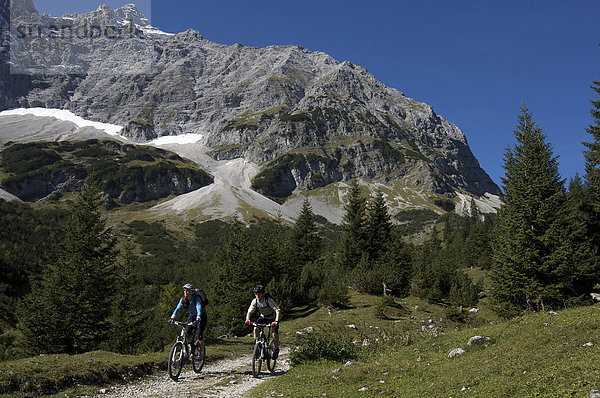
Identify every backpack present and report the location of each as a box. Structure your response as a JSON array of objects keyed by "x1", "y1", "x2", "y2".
[{"x1": 194, "y1": 287, "x2": 209, "y2": 306}]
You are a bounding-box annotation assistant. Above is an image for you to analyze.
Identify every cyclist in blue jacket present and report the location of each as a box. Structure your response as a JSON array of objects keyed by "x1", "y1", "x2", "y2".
[{"x1": 169, "y1": 283, "x2": 207, "y2": 358}]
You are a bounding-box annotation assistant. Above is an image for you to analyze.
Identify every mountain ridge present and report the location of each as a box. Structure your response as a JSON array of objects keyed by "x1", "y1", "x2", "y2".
[{"x1": 1, "y1": 2, "x2": 501, "y2": 221}]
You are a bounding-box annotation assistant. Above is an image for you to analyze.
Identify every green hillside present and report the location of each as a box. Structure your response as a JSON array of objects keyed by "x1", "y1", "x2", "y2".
[{"x1": 250, "y1": 296, "x2": 600, "y2": 397}]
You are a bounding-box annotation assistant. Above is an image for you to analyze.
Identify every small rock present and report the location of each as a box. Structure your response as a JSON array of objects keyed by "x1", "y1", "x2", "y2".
[
  {"x1": 382, "y1": 371, "x2": 389, "y2": 376},
  {"x1": 469, "y1": 308, "x2": 479, "y2": 313},
  {"x1": 303, "y1": 326, "x2": 315, "y2": 334},
  {"x1": 332, "y1": 368, "x2": 341, "y2": 373},
  {"x1": 229, "y1": 380, "x2": 237, "y2": 384},
  {"x1": 344, "y1": 361, "x2": 353, "y2": 367},
  {"x1": 379, "y1": 380, "x2": 385, "y2": 384},
  {"x1": 346, "y1": 324, "x2": 357, "y2": 330},
  {"x1": 590, "y1": 389, "x2": 600, "y2": 398},
  {"x1": 331, "y1": 375, "x2": 339, "y2": 380},
  {"x1": 461, "y1": 386, "x2": 467, "y2": 391},
  {"x1": 414, "y1": 305, "x2": 419, "y2": 310},
  {"x1": 99, "y1": 389, "x2": 107, "y2": 394},
  {"x1": 358, "y1": 387, "x2": 368, "y2": 392},
  {"x1": 583, "y1": 342, "x2": 594, "y2": 347},
  {"x1": 296, "y1": 331, "x2": 304, "y2": 335},
  {"x1": 448, "y1": 348, "x2": 465, "y2": 358},
  {"x1": 468, "y1": 336, "x2": 490, "y2": 346},
  {"x1": 548, "y1": 311, "x2": 558, "y2": 315}
]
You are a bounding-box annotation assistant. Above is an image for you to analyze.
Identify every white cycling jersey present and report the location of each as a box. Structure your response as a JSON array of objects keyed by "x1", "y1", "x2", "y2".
[{"x1": 247, "y1": 295, "x2": 280, "y2": 319}]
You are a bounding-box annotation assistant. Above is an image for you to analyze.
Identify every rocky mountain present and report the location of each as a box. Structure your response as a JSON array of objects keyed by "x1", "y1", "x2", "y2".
[
  {"x1": 1, "y1": 1, "x2": 500, "y2": 221},
  {"x1": 0, "y1": 139, "x2": 213, "y2": 204}
]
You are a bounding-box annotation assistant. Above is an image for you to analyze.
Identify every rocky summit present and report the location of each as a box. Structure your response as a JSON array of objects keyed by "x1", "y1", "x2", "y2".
[{"x1": 1, "y1": 1, "x2": 500, "y2": 217}]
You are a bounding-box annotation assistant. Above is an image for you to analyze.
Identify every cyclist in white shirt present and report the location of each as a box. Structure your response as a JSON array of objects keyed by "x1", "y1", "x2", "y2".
[{"x1": 245, "y1": 284, "x2": 281, "y2": 359}]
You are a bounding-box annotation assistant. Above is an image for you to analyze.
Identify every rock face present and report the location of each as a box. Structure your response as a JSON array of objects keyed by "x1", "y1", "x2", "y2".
[
  {"x1": 2, "y1": 2, "x2": 500, "y2": 203},
  {"x1": 0, "y1": 140, "x2": 213, "y2": 203}
]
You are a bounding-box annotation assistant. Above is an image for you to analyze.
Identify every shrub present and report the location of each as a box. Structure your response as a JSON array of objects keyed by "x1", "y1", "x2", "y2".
[{"x1": 290, "y1": 330, "x2": 357, "y2": 365}]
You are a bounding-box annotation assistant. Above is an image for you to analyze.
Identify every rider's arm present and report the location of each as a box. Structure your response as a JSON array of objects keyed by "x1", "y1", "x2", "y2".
[
  {"x1": 171, "y1": 297, "x2": 184, "y2": 319},
  {"x1": 246, "y1": 299, "x2": 257, "y2": 322},
  {"x1": 195, "y1": 296, "x2": 202, "y2": 320},
  {"x1": 267, "y1": 297, "x2": 281, "y2": 322}
]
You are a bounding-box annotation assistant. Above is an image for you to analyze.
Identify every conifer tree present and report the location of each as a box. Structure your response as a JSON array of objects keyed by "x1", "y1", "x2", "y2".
[
  {"x1": 211, "y1": 221, "x2": 256, "y2": 335},
  {"x1": 19, "y1": 179, "x2": 117, "y2": 354},
  {"x1": 106, "y1": 241, "x2": 145, "y2": 354},
  {"x1": 491, "y1": 105, "x2": 576, "y2": 316},
  {"x1": 583, "y1": 78, "x2": 600, "y2": 271},
  {"x1": 365, "y1": 191, "x2": 393, "y2": 262},
  {"x1": 339, "y1": 180, "x2": 367, "y2": 270},
  {"x1": 292, "y1": 199, "x2": 322, "y2": 267}
]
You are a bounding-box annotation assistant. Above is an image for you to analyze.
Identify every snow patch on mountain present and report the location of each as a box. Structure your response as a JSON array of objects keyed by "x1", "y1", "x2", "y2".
[{"x1": 0, "y1": 108, "x2": 125, "y2": 137}]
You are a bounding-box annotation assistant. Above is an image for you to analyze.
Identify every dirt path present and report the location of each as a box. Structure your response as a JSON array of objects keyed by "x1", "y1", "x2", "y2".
[{"x1": 82, "y1": 349, "x2": 290, "y2": 398}]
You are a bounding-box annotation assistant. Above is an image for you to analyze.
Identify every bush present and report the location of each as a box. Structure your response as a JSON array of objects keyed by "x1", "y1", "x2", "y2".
[{"x1": 290, "y1": 330, "x2": 357, "y2": 365}]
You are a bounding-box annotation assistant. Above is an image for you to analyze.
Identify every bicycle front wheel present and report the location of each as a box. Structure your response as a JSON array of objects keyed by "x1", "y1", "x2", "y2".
[
  {"x1": 192, "y1": 341, "x2": 205, "y2": 373},
  {"x1": 266, "y1": 339, "x2": 276, "y2": 373},
  {"x1": 168, "y1": 341, "x2": 184, "y2": 381},
  {"x1": 252, "y1": 342, "x2": 262, "y2": 378}
]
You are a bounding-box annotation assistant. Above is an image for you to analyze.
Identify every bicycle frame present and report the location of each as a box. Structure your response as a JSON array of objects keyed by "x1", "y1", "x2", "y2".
[
  {"x1": 168, "y1": 320, "x2": 205, "y2": 380},
  {"x1": 249, "y1": 321, "x2": 276, "y2": 377}
]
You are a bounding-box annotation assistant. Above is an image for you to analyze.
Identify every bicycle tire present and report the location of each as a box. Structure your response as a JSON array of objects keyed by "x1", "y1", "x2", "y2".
[
  {"x1": 168, "y1": 341, "x2": 184, "y2": 381},
  {"x1": 252, "y1": 342, "x2": 262, "y2": 378},
  {"x1": 192, "y1": 342, "x2": 205, "y2": 373},
  {"x1": 266, "y1": 339, "x2": 276, "y2": 373}
]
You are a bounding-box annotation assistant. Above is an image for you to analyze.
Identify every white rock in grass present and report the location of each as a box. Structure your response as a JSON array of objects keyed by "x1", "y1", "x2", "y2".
[
  {"x1": 303, "y1": 326, "x2": 315, "y2": 334},
  {"x1": 358, "y1": 387, "x2": 368, "y2": 392},
  {"x1": 448, "y1": 348, "x2": 465, "y2": 358},
  {"x1": 468, "y1": 336, "x2": 490, "y2": 346}
]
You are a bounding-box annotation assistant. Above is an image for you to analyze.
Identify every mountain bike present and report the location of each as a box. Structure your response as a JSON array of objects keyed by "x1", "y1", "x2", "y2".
[
  {"x1": 247, "y1": 321, "x2": 277, "y2": 378},
  {"x1": 168, "y1": 320, "x2": 205, "y2": 381}
]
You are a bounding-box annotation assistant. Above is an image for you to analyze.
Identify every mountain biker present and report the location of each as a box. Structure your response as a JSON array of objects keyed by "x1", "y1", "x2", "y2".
[
  {"x1": 168, "y1": 283, "x2": 207, "y2": 359},
  {"x1": 245, "y1": 284, "x2": 281, "y2": 359}
]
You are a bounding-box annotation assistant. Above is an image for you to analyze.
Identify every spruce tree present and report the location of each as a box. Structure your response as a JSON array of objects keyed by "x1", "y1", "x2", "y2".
[
  {"x1": 18, "y1": 179, "x2": 117, "y2": 354},
  {"x1": 339, "y1": 180, "x2": 367, "y2": 271},
  {"x1": 583, "y1": 78, "x2": 600, "y2": 271},
  {"x1": 491, "y1": 105, "x2": 576, "y2": 316},
  {"x1": 210, "y1": 220, "x2": 256, "y2": 335},
  {"x1": 365, "y1": 191, "x2": 392, "y2": 262},
  {"x1": 292, "y1": 199, "x2": 322, "y2": 267}
]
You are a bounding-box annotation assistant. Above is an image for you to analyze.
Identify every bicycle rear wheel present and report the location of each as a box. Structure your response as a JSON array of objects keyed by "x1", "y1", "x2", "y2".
[
  {"x1": 266, "y1": 339, "x2": 276, "y2": 373},
  {"x1": 192, "y1": 341, "x2": 205, "y2": 373},
  {"x1": 168, "y1": 341, "x2": 184, "y2": 381},
  {"x1": 252, "y1": 342, "x2": 262, "y2": 378}
]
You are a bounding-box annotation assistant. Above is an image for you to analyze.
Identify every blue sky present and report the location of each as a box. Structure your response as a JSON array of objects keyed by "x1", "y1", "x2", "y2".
[{"x1": 32, "y1": 1, "x2": 600, "y2": 187}]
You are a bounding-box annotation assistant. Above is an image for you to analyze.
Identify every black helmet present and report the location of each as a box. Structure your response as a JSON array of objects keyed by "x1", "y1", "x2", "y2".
[
  {"x1": 253, "y1": 284, "x2": 265, "y2": 294},
  {"x1": 183, "y1": 283, "x2": 195, "y2": 291}
]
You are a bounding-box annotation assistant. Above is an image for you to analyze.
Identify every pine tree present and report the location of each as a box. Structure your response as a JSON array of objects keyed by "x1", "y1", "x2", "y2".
[
  {"x1": 18, "y1": 179, "x2": 117, "y2": 354},
  {"x1": 338, "y1": 180, "x2": 367, "y2": 271},
  {"x1": 365, "y1": 191, "x2": 392, "y2": 262},
  {"x1": 491, "y1": 105, "x2": 576, "y2": 316},
  {"x1": 106, "y1": 241, "x2": 145, "y2": 354},
  {"x1": 583, "y1": 78, "x2": 600, "y2": 272},
  {"x1": 292, "y1": 199, "x2": 322, "y2": 267},
  {"x1": 210, "y1": 220, "x2": 256, "y2": 335}
]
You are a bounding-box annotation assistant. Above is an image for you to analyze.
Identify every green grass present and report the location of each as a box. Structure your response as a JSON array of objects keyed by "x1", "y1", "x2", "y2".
[
  {"x1": 249, "y1": 302, "x2": 600, "y2": 397},
  {"x1": 0, "y1": 337, "x2": 255, "y2": 397}
]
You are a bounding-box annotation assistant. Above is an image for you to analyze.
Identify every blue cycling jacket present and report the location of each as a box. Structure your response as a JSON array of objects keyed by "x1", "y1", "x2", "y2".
[{"x1": 171, "y1": 295, "x2": 203, "y2": 319}]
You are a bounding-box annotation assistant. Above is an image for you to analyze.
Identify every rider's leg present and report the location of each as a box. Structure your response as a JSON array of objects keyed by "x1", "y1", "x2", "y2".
[
  {"x1": 253, "y1": 327, "x2": 259, "y2": 340},
  {"x1": 196, "y1": 312, "x2": 207, "y2": 358}
]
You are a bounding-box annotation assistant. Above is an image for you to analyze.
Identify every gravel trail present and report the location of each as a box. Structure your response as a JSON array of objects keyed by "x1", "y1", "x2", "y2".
[{"x1": 83, "y1": 349, "x2": 290, "y2": 398}]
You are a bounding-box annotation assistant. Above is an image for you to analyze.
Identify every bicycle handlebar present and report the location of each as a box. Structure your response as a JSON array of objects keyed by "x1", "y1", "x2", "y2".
[
  {"x1": 247, "y1": 321, "x2": 276, "y2": 328},
  {"x1": 172, "y1": 320, "x2": 195, "y2": 327}
]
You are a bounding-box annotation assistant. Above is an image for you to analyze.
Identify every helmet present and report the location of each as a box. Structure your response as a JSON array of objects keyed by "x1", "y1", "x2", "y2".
[
  {"x1": 253, "y1": 284, "x2": 265, "y2": 294},
  {"x1": 183, "y1": 283, "x2": 195, "y2": 291}
]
